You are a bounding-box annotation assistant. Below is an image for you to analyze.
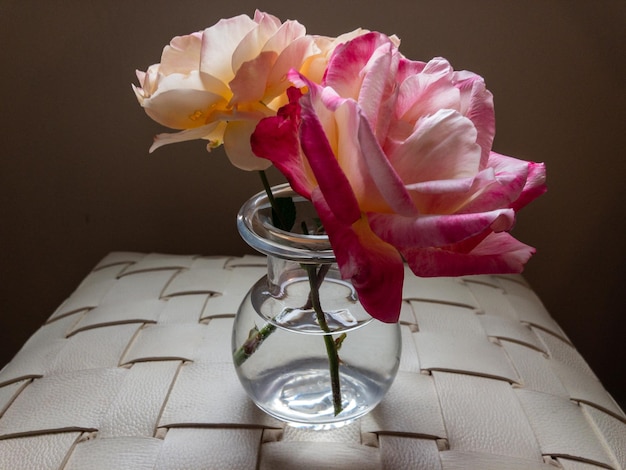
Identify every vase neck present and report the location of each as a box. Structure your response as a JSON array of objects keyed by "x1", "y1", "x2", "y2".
[{"x1": 237, "y1": 184, "x2": 336, "y2": 264}]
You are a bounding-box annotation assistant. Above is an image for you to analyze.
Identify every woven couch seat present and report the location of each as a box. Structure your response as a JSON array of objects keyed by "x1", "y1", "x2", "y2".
[{"x1": 0, "y1": 252, "x2": 624, "y2": 469}]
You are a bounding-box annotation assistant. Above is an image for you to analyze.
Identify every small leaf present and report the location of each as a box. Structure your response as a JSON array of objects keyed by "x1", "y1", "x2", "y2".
[
  {"x1": 273, "y1": 196, "x2": 296, "y2": 231},
  {"x1": 335, "y1": 333, "x2": 347, "y2": 350}
]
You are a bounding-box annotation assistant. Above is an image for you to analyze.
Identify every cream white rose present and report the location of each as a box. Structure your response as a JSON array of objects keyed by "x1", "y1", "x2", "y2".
[{"x1": 134, "y1": 11, "x2": 326, "y2": 169}]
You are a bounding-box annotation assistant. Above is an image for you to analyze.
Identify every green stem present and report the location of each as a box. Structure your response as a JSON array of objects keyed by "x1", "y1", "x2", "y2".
[
  {"x1": 233, "y1": 323, "x2": 276, "y2": 367},
  {"x1": 233, "y1": 264, "x2": 331, "y2": 368},
  {"x1": 305, "y1": 264, "x2": 343, "y2": 416},
  {"x1": 258, "y1": 170, "x2": 287, "y2": 230},
  {"x1": 302, "y1": 264, "x2": 330, "y2": 310}
]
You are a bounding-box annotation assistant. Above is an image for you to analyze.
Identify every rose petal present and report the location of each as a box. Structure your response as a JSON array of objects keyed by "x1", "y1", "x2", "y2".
[
  {"x1": 231, "y1": 13, "x2": 279, "y2": 73},
  {"x1": 457, "y1": 154, "x2": 529, "y2": 213},
  {"x1": 299, "y1": 92, "x2": 361, "y2": 224},
  {"x1": 229, "y1": 51, "x2": 277, "y2": 104},
  {"x1": 329, "y1": 100, "x2": 388, "y2": 213},
  {"x1": 512, "y1": 161, "x2": 547, "y2": 210},
  {"x1": 368, "y1": 208, "x2": 515, "y2": 249},
  {"x1": 357, "y1": 109, "x2": 418, "y2": 216},
  {"x1": 396, "y1": 57, "x2": 460, "y2": 122},
  {"x1": 220, "y1": 120, "x2": 270, "y2": 170},
  {"x1": 313, "y1": 190, "x2": 404, "y2": 323},
  {"x1": 149, "y1": 122, "x2": 221, "y2": 153},
  {"x1": 262, "y1": 17, "x2": 306, "y2": 54},
  {"x1": 356, "y1": 41, "x2": 396, "y2": 134},
  {"x1": 404, "y1": 173, "x2": 484, "y2": 214},
  {"x1": 455, "y1": 75, "x2": 495, "y2": 166},
  {"x1": 389, "y1": 109, "x2": 482, "y2": 183},
  {"x1": 479, "y1": 152, "x2": 547, "y2": 211},
  {"x1": 265, "y1": 36, "x2": 318, "y2": 101},
  {"x1": 139, "y1": 76, "x2": 225, "y2": 130},
  {"x1": 251, "y1": 88, "x2": 316, "y2": 197},
  {"x1": 159, "y1": 32, "x2": 204, "y2": 76},
  {"x1": 324, "y1": 32, "x2": 390, "y2": 99},
  {"x1": 402, "y1": 232, "x2": 536, "y2": 277},
  {"x1": 200, "y1": 14, "x2": 257, "y2": 82}
]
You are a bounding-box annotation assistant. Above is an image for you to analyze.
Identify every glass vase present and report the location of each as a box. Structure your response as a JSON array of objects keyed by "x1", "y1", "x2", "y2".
[{"x1": 232, "y1": 183, "x2": 401, "y2": 429}]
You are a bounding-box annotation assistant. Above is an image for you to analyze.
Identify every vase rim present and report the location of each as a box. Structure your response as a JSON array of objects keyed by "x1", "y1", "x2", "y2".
[{"x1": 237, "y1": 183, "x2": 336, "y2": 263}]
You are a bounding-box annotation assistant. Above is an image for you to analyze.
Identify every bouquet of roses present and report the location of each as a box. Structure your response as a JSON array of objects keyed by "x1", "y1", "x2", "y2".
[{"x1": 133, "y1": 10, "x2": 546, "y2": 325}]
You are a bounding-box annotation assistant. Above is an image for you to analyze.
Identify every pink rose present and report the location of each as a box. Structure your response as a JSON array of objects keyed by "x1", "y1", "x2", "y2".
[
  {"x1": 134, "y1": 11, "x2": 331, "y2": 170},
  {"x1": 252, "y1": 32, "x2": 546, "y2": 322}
]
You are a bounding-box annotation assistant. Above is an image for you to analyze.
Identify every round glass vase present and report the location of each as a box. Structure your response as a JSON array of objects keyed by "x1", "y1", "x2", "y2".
[{"x1": 232, "y1": 183, "x2": 401, "y2": 429}]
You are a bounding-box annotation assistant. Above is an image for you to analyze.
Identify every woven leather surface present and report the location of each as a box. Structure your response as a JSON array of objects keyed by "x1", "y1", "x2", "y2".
[{"x1": 0, "y1": 252, "x2": 624, "y2": 469}]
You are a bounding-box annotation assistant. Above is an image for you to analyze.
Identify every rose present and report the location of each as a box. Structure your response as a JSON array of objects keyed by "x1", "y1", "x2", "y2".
[
  {"x1": 251, "y1": 32, "x2": 547, "y2": 322},
  {"x1": 133, "y1": 10, "x2": 315, "y2": 170},
  {"x1": 133, "y1": 11, "x2": 366, "y2": 170}
]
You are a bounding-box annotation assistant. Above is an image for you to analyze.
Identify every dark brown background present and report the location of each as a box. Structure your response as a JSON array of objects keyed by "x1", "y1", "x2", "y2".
[{"x1": 1, "y1": 1, "x2": 624, "y2": 408}]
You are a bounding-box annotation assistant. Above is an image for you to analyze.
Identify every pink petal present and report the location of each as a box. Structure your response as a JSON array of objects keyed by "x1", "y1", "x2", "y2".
[
  {"x1": 299, "y1": 92, "x2": 361, "y2": 224},
  {"x1": 323, "y1": 32, "x2": 391, "y2": 99},
  {"x1": 368, "y1": 208, "x2": 515, "y2": 249},
  {"x1": 512, "y1": 161, "x2": 547, "y2": 211},
  {"x1": 402, "y1": 232, "x2": 536, "y2": 277},
  {"x1": 312, "y1": 189, "x2": 404, "y2": 323},
  {"x1": 251, "y1": 88, "x2": 316, "y2": 198},
  {"x1": 455, "y1": 75, "x2": 495, "y2": 166},
  {"x1": 403, "y1": 172, "x2": 487, "y2": 214},
  {"x1": 396, "y1": 57, "x2": 427, "y2": 84},
  {"x1": 389, "y1": 109, "x2": 481, "y2": 183},
  {"x1": 396, "y1": 58, "x2": 460, "y2": 122},
  {"x1": 456, "y1": 164, "x2": 528, "y2": 214},
  {"x1": 483, "y1": 152, "x2": 547, "y2": 211},
  {"x1": 356, "y1": 41, "x2": 396, "y2": 133},
  {"x1": 357, "y1": 109, "x2": 418, "y2": 216},
  {"x1": 326, "y1": 100, "x2": 388, "y2": 214},
  {"x1": 405, "y1": 174, "x2": 476, "y2": 195}
]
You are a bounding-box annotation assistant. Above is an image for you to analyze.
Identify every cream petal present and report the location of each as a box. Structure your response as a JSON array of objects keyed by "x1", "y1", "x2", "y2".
[
  {"x1": 265, "y1": 36, "x2": 318, "y2": 101},
  {"x1": 158, "y1": 31, "x2": 203, "y2": 75},
  {"x1": 136, "y1": 64, "x2": 160, "y2": 96},
  {"x1": 149, "y1": 71, "x2": 200, "y2": 94},
  {"x1": 200, "y1": 14, "x2": 257, "y2": 82},
  {"x1": 230, "y1": 14, "x2": 278, "y2": 74},
  {"x1": 262, "y1": 19, "x2": 306, "y2": 54},
  {"x1": 149, "y1": 122, "x2": 221, "y2": 152},
  {"x1": 142, "y1": 82, "x2": 224, "y2": 129},
  {"x1": 223, "y1": 120, "x2": 272, "y2": 170},
  {"x1": 229, "y1": 51, "x2": 276, "y2": 104}
]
